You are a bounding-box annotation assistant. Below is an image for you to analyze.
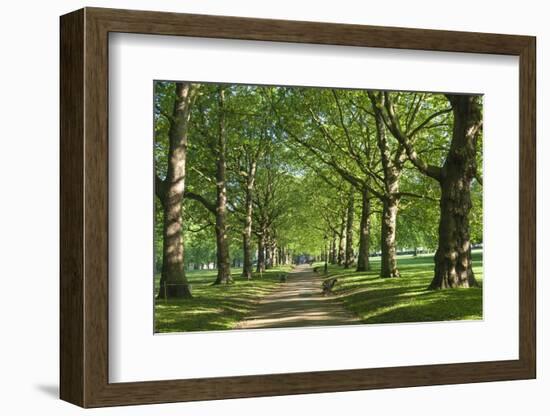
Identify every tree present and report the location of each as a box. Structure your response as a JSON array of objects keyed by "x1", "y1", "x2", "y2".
[
  {"x1": 356, "y1": 187, "x2": 371, "y2": 271},
  {"x1": 239, "y1": 146, "x2": 260, "y2": 278},
  {"x1": 380, "y1": 92, "x2": 482, "y2": 289},
  {"x1": 366, "y1": 92, "x2": 408, "y2": 277},
  {"x1": 274, "y1": 88, "x2": 435, "y2": 276},
  {"x1": 154, "y1": 82, "x2": 199, "y2": 299},
  {"x1": 344, "y1": 189, "x2": 355, "y2": 268},
  {"x1": 213, "y1": 88, "x2": 231, "y2": 284},
  {"x1": 271, "y1": 88, "x2": 375, "y2": 272},
  {"x1": 228, "y1": 89, "x2": 270, "y2": 279},
  {"x1": 184, "y1": 86, "x2": 234, "y2": 284}
]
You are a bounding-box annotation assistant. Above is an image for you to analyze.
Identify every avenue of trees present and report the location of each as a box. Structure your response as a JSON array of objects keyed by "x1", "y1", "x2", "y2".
[{"x1": 154, "y1": 81, "x2": 483, "y2": 298}]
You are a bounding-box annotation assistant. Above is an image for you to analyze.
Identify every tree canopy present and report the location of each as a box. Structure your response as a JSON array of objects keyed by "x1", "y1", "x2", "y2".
[{"x1": 154, "y1": 82, "x2": 483, "y2": 297}]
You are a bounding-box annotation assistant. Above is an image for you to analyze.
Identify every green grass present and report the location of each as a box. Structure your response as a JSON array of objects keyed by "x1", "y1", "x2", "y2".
[
  {"x1": 155, "y1": 252, "x2": 482, "y2": 333},
  {"x1": 320, "y1": 250, "x2": 483, "y2": 324},
  {"x1": 154, "y1": 266, "x2": 291, "y2": 333}
]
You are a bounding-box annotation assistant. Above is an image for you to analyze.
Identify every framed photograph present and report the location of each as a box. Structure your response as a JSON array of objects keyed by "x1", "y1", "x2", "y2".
[{"x1": 60, "y1": 7, "x2": 536, "y2": 408}]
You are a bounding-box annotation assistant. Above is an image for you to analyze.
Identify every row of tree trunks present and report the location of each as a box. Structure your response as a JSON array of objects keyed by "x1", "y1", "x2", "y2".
[
  {"x1": 256, "y1": 233, "x2": 266, "y2": 273},
  {"x1": 255, "y1": 234, "x2": 289, "y2": 272},
  {"x1": 265, "y1": 234, "x2": 278, "y2": 269},
  {"x1": 156, "y1": 82, "x2": 197, "y2": 299}
]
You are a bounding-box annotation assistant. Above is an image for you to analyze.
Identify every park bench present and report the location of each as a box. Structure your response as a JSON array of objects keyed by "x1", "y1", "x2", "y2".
[{"x1": 322, "y1": 277, "x2": 338, "y2": 296}]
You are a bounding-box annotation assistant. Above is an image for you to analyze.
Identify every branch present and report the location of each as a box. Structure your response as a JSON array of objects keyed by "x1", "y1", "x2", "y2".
[
  {"x1": 184, "y1": 191, "x2": 216, "y2": 214},
  {"x1": 187, "y1": 223, "x2": 213, "y2": 233},
  {"x1": 408, "y1": 108, "x2": 452, "y2": 138},
  {"x1": 190, "y1": 166, "x2": 216, "y2": 184},
  {"x1": 405, "y1": 93, "x2": 423, "y2": 133},
  {"x1": 381, "y1": 92, "x2": 442, "y2": 181},
  {"x1": 396, "y1": 191, "x2": 438, "y2": 202},
  {"x1": 308, "y1": 107, "x2": 385, "y2": 189},
  {"x1": 331, "y1": 90, "x2": 356, "y2": 157}
]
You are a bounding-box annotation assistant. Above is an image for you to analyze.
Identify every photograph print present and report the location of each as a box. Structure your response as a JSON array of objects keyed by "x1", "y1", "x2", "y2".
[{"x1": 153, "y1": 81, "x2": 483, "y2": 333}]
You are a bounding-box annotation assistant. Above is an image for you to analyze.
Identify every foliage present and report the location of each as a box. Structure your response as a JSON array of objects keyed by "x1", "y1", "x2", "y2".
[{"x1": 153, "y1": 81, "x2": 484, "y2": 327}]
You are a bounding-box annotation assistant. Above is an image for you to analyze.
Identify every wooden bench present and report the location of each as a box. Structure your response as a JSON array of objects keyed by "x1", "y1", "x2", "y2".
[{"x1": 322, "y1": 277, "x2": 338, "y2": 296}]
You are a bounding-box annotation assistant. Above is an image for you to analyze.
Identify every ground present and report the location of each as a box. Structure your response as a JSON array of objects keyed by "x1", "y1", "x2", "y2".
[
  {"x1": 154, "y1": 250, "x2": 483, "y2": 333},
  {"x1": 327, "y1": 251, "x2": 483, "y2": 324},
  {"x1": 236, "y1": 264, "x2": 359, "y2": 329},
  {"x1": 154, "y1": 266, "x2": 291, "y2": 332}
]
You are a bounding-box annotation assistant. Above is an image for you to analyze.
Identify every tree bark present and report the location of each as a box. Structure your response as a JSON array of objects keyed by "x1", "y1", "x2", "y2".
[
  {"x1": 356, "y1": 188, "x2": 371, "y2": 272},
  {"x1": 330, "y1": 231, "x2": 337, "y2": 264},
  {"x1": 157, "y1": 83, "x2": 197, "y2": 299},
  {"x1": 265, "y1": 234, "x2": 275, "y2": 269},
  {"x1": 274, "y1": 243, "x2": 279, "y2": 266},
  {"x1": 337, "y1": 215, "x2": 346, "y2": 266},
  {"x1": 344, "y1": 190, "x2": 355, "y2": 269},
  {"x1": 256, "y1": 234, "x2": 266, "y2": 273},
  {"x1": 380, "y1": 196, "x2": 400, "y2": 277},
  {"x1": 428, "y1": 95, "x2": 481, "y2": 289},
  {"x1": 241, "y1": 159, "x2": 257, "y2": 280},
  {"x1": 213, "y1": 88, "x2": 232, "y2": 285},
  {"x1": 369, "y1": 92, "x2": 402, "y2": 278}
]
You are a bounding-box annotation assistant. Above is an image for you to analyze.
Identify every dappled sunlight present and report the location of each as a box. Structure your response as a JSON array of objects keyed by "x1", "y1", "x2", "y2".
[
  {"x1": 155, "y1": 254, "x2": 482, "y2": 332},
  {"x1": 154, "y1": 83, "x2": 484, "y2": 333},
  {"x1": 155, "y1": 265, "x2": 292, "y2": 332},
  {"x1": 326, "y1": 252, "x2": 483, "y2": 325},
  {"x1": 236, "y1": 267, "x2": 360, "y2": 329}
]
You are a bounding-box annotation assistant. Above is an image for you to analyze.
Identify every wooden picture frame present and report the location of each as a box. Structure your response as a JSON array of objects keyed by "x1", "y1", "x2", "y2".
[{"x1": 60, "y1": 7, "x2": 536, "y2": 408}]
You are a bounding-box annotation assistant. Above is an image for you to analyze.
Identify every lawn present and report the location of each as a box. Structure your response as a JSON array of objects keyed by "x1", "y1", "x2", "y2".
[
  {"x1": 320, "y1": 250, "x2": 483, "y2": 324},
  {"x1": 155, "y1": 252, "x2": 482, "y2": 333},
  {"x1": 154, "y1": 266, "x2": 291, "y2": 333}
]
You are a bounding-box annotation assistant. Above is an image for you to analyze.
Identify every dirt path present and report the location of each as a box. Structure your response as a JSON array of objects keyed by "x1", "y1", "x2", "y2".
[{"x1": 236, "y1": 264, "x2": 359, "y2": 330}]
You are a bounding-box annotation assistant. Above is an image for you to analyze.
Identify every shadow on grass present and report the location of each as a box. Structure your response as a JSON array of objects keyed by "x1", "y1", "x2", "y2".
[
  {"x1": 154, "y1": 267, "x2": 291, "y2": 333},
  {"x1": 328, "y1": 251, "x2": 483, "y2": 324},
  {"x1": 155, "y1": 252, "x2": 483, "y2": 333}
]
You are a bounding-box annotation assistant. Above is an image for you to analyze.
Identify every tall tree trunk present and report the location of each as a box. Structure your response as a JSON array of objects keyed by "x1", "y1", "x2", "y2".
[
  {"x1": 380, "y1": 196, "x2": 400, "y2": 278},
  {"x1": 241, "y1": 160, "x2": 257, "y2": 280},
  {"x1": 369, "y1": 91, "x2": 404, "y2": 278},
  {"x1": 344, "y1": 190, "x2": 355, "y2": 269},
  {"x1": 428, "y1": 95, "x2": 481, "y2": 289},
  {"x1": 330, "y1": 231, "x2": 337, "y2": 264},
  {"x1": 157, "y1": 82, "x2": 197, "y2": 299},
  {"x1": 213, "y1": 88, "x2": 232, "y2": 285},
  {"x1": 256, "y1": 234, "x2": 266, "y2": 273},
  {"x1": 356, "y1": 188, "x2": 371, "y2": 272},
  {"x1": 274, "y1": 243, "x2": 279, "y2": 266},
  {"x1": 265, "y1": 235, "x2": 274, "y2": 269},
  {"x1": 337, "y1": 216, "x2": 346, "y2": 266},
  {"x1": 242, "y1": 213, "x2": 253, "y2": 278}
]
